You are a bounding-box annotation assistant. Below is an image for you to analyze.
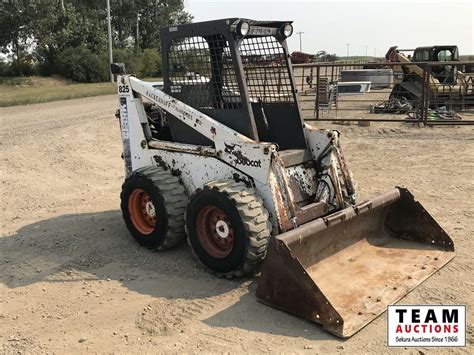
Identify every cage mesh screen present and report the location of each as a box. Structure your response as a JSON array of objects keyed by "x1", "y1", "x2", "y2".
[
  {"x1": 239, "y1": 36, "x2": 294, "y2": 103},
  {"x1": 168, "y1": 35, "x2": 242, "y2": 110}
]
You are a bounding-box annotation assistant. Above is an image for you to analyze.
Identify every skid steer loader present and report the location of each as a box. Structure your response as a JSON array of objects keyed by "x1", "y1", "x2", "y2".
[{"x1": 112, "y1": 19, "x2": 454, "y2": 338}]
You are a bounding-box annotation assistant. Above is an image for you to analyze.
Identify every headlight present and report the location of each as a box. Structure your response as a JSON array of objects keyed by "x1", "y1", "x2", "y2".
[
  {"x1": 282, "y1": 23, "x2": 293, "y2": 38},
  {"x1": 237, "y1": 21, "x2": 250, "y2": 36}
]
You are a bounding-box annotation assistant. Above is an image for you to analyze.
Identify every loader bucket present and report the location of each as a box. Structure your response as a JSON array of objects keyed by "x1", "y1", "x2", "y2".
[{"x1": 256, "y1": 187, "x2": 454, "y2": 338}]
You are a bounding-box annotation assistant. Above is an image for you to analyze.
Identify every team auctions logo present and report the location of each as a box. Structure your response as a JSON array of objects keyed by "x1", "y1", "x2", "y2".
[{"x1": 387, "y1": 305, "x2": 466, "y2": 347}]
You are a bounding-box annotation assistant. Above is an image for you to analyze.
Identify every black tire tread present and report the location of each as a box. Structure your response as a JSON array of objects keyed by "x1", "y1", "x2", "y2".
[
  {"x1": 185, "y1": 180, "x2": 272, "y2": 278},
  {"x1": 121, "y1": 166, "x2": 187, "y2": 249}
]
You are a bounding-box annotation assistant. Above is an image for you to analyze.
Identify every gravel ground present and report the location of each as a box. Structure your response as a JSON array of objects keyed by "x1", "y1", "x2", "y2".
[{"x1": 0, "y1": 95, "x2": 473, "y2": 353}]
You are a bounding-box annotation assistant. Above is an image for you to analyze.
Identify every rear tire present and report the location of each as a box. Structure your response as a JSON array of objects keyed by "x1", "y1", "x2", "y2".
[
  {"x1": 185, "y1": 180, "x2": 271, "y2": 278},
  {"x1": 120, "y1": 166, "x2": 186, "y2": 250}
]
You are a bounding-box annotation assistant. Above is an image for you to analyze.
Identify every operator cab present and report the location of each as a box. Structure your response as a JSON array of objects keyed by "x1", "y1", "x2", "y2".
[
  {"x1": 159, "y1": 19, "x2": 306, "y2": 151},
  {"x1": 412, "y1": 46, "x2": 459, "y2": 84},
  {"x1": 412, "y1": 45, "x2": 459, "y2": 63}
]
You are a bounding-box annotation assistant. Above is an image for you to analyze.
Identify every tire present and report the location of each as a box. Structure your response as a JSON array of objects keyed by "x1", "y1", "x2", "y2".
[
  {"x1": 185, "y1": 180, "x2": 272, "y2": 278},
  {"x1": 120, "y1": 166, "x2": 186, "y2": 250}
]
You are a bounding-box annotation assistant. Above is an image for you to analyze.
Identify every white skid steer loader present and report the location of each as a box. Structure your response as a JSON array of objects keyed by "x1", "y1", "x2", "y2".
[{"x1": 112, "y1": 19, "x2": 455, "y2": 337}]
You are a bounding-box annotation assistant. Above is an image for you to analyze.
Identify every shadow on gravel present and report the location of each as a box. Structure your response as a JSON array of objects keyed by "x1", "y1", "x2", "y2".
[
  {"x1": 202, "y1": 287, "x2": 338, "y2": 341},
  {"x1": 0, "y1": 211, "x2": 339, "y2": 341}
]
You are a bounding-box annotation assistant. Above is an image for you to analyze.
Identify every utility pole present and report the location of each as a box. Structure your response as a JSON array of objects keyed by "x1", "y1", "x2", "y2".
[
  {"x1": 365, "y1": 45, "x2": 368, "y2": 57},
  {"x1": 136, "y1": 13, "x2": 140, "y2": 52},
  {"x1": 296, "y1": 31, "x2": 304, "y2": 52},
  {"x1": 106, "y1": 0, "x2": 114, "y2": 82},
  {"x1": 346, "y1": 43, "x2": 350, "y2": 58}
]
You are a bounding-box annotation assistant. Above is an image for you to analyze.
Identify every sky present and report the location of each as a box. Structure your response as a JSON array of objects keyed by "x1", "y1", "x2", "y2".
[{"x1": 185, "y1": 0, "x2": 474, "y2": 57}]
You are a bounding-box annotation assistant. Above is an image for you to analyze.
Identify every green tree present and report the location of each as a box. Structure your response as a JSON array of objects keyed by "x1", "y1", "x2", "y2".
[
  {"x1": 56, "y1": 45, "x2": 108, "y2": 82},
  {"x1": 111, "y1": 0, "x2": 139, "y2": 48},
  {"x1": 141, "y1": 48, "x2": 161, "y2": 76},
  {"x1": 315, "y1": 50, "x2": 338, "y2": 62},
  {"x1": 33, "y1": 2, "x2": 107, "y2": 74},
  {"x1": 0, "y1": 1, "x2": 35, "y2": 76},
  {"x1": 135, "y1": 0, "x2": 192, "y2": 49},
  {"x1": 74, "y1": 0, "x2": 192, "y2": 50},
  {"x1": 1, "y1": 0, "x2": 192, "y2": 80}
]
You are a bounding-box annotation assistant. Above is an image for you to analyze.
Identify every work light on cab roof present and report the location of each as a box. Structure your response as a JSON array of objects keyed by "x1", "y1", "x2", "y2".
[
  {"x1": 232, "y1": 19, "x2": 293, "y2": 39},
  {"x1": 282, "y1": 23, "x2": 293, "y2": 38}
]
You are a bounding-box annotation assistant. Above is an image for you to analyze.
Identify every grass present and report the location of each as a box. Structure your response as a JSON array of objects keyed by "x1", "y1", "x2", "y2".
[
  {"x1": 0, "y1": 76, "x2": 164, "y2": 107},
  {"x1": 0, "y1": 76, "x2": 116, "y2": 107}
]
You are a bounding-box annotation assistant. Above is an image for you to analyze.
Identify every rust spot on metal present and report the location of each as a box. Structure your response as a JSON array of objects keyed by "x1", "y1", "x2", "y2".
[
  {"x1": 171, "y1": 168, "x2": 181, "y2": 176},
  {"x1": 224, "y1": 142, "x2": 236, "y2": 154},
  {"x1": 232, "y1": 173, "x2": 252, "y2": 187},
  {"x1": 334, "y1": 140, "x2": 356, "y2": 198},
  {"x1": 153, "y1": 155, "x2": 166, "y2": 169},
  {"x1": 274, "y1": 187, "x2": 292, "y2": 232},
  {"x1": 270, "y1": 163, "x2": 294, "y2": 232},
  {"x1": 148, "y1": 141, "x2": 216, "y2": 157},
  {"x1": 286, "y1": 162, "x2": 318, "y2": 205}
]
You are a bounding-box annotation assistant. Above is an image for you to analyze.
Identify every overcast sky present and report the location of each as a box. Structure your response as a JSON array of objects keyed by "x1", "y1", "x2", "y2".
[{"x1": 185, "y1": 0, "x2": 474, "y2": 57}]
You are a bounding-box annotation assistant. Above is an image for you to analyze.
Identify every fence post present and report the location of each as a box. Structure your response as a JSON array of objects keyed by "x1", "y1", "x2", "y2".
[
  {"x1": 420, "y1": 64, "x2": 426, "y2": 125},
  {"x1": 315, "y1": 66, "x2": 320, "y2": 120},
  {"x1": 424, "y1": 65, "x2": 431, "y2": 125}
]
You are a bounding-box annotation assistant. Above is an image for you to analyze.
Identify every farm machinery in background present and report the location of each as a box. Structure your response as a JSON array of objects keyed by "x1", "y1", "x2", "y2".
[
  {"x1": 384, "y1": 45, "x2": 474, "y2": 111},
  {"x1": 111, "y1": 19, "x2": 455, "y2": 338}
]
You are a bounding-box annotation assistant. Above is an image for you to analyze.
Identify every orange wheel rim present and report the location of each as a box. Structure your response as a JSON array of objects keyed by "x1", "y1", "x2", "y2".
[
  {"x1": 128, "y1": 188, "x2": 156, "y2": 235},
  {"x1": 196, "y1": 206, "x2": 234, "y2": 258}
]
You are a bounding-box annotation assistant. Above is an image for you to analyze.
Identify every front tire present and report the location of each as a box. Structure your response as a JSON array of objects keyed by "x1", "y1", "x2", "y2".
[
  {"x1": 185, "y1": 180, "x2": 271, "y2": 278},
  {"x1": 120, "y1": 166, "x2": 186, "y2": 250}
]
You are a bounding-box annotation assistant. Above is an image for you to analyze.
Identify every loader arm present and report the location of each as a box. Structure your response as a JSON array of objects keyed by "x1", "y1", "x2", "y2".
[
  {"x1": 127, "y1": 76, "x2": 255, "y2": 145},
  {"x1": 392, "y1": 50, "x2": 440, "y2": 89},
  {"x1": 120, "y1": 75, "x2": 276, "y2": 184}
]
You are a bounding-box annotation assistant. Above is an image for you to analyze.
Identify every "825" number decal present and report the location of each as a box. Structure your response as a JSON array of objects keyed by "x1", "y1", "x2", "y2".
[{"x1": 118, "y1": 85, "x2": 130, "y2": 94}]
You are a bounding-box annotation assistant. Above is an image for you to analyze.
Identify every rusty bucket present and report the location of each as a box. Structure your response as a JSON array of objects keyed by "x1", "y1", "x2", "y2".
[{"x1": 256, "y1": 188, "x2": 455, "y2": 338}]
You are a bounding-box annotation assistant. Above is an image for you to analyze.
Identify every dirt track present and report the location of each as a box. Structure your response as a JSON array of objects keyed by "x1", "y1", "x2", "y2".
[{"x1": 1, "y1": 95, "x2": 473, "y2": 353}]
